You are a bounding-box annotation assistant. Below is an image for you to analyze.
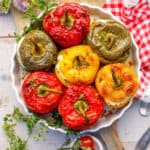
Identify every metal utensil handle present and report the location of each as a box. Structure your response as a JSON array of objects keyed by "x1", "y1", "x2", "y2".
[
  {"x1": 139, "y1": 101, "x2": 150, "y2": 116},
  {"x1": 135, "y1": 128, "x2": 150, "y2": 150}
]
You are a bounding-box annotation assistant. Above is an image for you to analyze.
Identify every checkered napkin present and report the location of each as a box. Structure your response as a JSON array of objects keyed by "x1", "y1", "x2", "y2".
[{"x1": 103, "y1": 0, "x2": 150, "y2": 98}]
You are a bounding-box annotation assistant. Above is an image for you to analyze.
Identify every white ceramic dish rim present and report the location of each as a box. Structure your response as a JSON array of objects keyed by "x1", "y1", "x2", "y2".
[{"x1": 11, "y1": 3, "x2": 141, "y2": 134}]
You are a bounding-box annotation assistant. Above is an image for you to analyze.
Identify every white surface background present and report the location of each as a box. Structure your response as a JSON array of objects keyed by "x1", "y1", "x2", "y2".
[{"x1": 0, "y1": 12, "x2": 150, "y2": 150}]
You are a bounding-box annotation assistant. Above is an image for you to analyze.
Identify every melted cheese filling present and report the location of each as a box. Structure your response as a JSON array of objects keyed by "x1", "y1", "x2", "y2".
[{"x1": 105, "y1": 96, "x2": 132, "y2": 107}]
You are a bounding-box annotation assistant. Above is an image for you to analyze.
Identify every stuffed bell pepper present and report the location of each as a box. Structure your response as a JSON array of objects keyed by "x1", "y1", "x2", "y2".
[
  {"x1": 22, "y1": 71, "x2": 64, "y2": 114},
  {"x1": 95, "y1": 63, "x2": 139, "y2": 108},
  {"x1": 17, "y1": 30, "x2": 58, "y2": 71},
  {"x1": 87, "y1": 20, "x2": 132, "y2": 64},
  {"x1": 43, "y1": 3, "x2": 90, "y2": 48},
  {"x1": 55, "y1": 45, "x2": 100, "y2": 86},
  {"x1": 58, "y1": 84, "x2": 104, "y2": 130}
]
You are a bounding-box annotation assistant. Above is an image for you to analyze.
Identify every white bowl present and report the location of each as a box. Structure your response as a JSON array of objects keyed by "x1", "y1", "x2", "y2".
[
  {"x1": 11, "y1": 3, "x2": 140, "y2": 134},
  {"x1": 69, "y1": 135, "x2": 105, "y2": 150}
]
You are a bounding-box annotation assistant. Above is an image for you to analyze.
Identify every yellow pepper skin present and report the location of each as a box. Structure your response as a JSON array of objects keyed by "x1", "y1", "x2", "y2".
[
  {"x1": 95, "y1": 63, "x2": 139, "y2": 108},
  {"x1": 55, "y1": 45, "x2": 100, "y2": 86}
]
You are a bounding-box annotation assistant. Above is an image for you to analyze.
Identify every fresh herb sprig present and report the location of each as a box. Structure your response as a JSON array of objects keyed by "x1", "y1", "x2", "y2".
[
  {"x1": 45, "y1": 110, "x2": 64, "y2": 128},
  {"x1": 2, "y1": 107, "x2": 47, "y2": 150},
  {"x1": 3, "y1": 121, "x2": 28, "y2": 150},
  {"x1": 34, "y1": 121, "x2": 49, "y2": 141},
  {"x1": 12, "y1": 107, "x2": 39, "y2": 133},
  {"x1": 41, "y1": 109, "x2": 79, "y2": 150},
  {"x1": 1, "y1": 0, "x2": 12, "y2": 14},
  {"x1": 23, "y1": 0, "x2": 57, "y2": 21},
  {"x1": 3, "y1": 108, "x2": 29, "y2": 150},
  {"x1": 58, "y1": 127, "x2": 78, "y2": 150},
  {"x1": 44, "y1": 109, "x2": 78, "y2": 135},
  {"x1": 57, "y1": 138, "x2": 81, "y2": 150},
  {"x1": 3, "y1": 107, "x2": 79, "y2": 150},
  {"x1": 14, "y1": 0, "x2": 58, "y2": 42}
]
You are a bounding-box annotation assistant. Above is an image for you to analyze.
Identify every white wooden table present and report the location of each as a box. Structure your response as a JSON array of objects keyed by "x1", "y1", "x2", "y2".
[{"x1": 0, "y1": 12, "x2": 150, "y2": 150}]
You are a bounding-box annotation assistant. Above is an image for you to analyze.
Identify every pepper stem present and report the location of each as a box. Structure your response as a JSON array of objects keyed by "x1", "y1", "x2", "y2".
[
  {"x1": 74, "y1": 95, "x2": 90, "y2": 123},
  {"x1": 61, "y1": 9, "x2": 75, "y2": 30},
  {"x1": 36, "y1": 83, "x2": 63, "y2": 97},
  {"x1": 106, "y1": 33, "x2": 117, "y2": 49},
  {"x1": 73, "y1": 56, "x2": 89, "y2": 69},
  {"x1": 30, "y1": 38, "x2": 45, "y2": 56},
  {"x1": 111, "y1": 68, "x2": 122, "y2": 88}
]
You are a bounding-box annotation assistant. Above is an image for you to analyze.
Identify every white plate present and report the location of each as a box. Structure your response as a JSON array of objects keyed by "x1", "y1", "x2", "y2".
[{"x1": 11, "y1": 3, "x2": 140, "y2": 134}]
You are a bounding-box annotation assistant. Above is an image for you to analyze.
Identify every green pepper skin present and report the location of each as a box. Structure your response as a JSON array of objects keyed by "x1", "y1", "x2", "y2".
[
  {"x1": 87, "y1": 20, "x2": 132, "y2": 64},
  {"x1": 17, "y1": 30, "x2": 58, "y2": 71}
]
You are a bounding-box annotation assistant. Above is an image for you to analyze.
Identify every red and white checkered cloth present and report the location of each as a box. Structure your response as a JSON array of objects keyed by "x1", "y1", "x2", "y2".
[{"x1": 103, "y1": 0, "x2": 150, "y2": 98}]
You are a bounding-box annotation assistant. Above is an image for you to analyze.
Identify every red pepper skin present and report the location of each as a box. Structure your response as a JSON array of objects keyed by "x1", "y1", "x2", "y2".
[
  {"x1": 80, "y1": 136, "x2": 95, "y2": 150},
  {"x1": 58, "y1": 84, "x2": 104, "y2": 130},
  {"x1": 22, "y1": 71, "x2": 64, "y2": 114},
  {"x1": 43, "y1": 3, "x2": 90, "y2": 48}
]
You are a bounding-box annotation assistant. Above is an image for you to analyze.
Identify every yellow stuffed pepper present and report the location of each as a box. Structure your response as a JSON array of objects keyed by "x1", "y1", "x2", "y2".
[
  {"x1": 55, "y1": 45, "x2": 100, "y2": 86},
  {"x1": 95, "y1": 63, "x2": 139, "y2": 108}
]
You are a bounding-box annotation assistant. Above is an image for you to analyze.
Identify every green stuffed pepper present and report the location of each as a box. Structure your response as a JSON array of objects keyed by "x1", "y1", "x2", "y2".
[
  {"x1": 87, "y1": 20, "x2": 132, "y2": 64},
  {"x1": 17, "y1": 30, "x2": 58, "y2": 71}
]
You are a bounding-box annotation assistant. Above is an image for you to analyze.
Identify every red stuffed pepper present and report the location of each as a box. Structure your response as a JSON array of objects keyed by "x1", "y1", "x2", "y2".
[
  {"x1": 43, "y1": 3, "x2": 90, "y2": 48},
  {"x1": 80, "y1": 136, "x2": 95, "y2": 150},
  {"x1": 22, "y1": 71, "x2": 64, "y2": 114},
  {"x1": 58, "y1": 84, "x2": 104, "y2": 130},
  {"x1": 72, "y1": 135, "x2": 95, "y2": 150}
]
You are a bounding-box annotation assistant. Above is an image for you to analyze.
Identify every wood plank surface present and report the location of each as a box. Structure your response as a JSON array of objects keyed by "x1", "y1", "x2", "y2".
[{"x1": 11, "y1": 0, "x2": 124, "y2": 149}]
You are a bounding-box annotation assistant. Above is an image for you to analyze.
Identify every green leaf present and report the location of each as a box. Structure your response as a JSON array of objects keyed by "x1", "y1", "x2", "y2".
[
  {"x1": 34, "y1": 122, "x2": 48, "y2": 141},
  {"x1": 64, "y1": 137, "x2": 71, "y2": 146},
  {"x1": 14, "y1": 32, "x2": 22, "y2": 42},
  {"x1": 14, "y1": 0, "x2": 57, "y2": 42},
  {"x1": 47, "y1": 3, "x2": 58, "y2": 11},
  {"x1": 2, "y1": 107, "x2": 42, "y2": 150},
  {"x1": 45, "y1": 110, "x2": 64, "y2": 128},
  {"x1": 1, "y1": 0, "x2": 12, "y2": 14},
  {"x1": 72, "y1": 138, "x2": 80, "y2": 150},
  {"x1": 12, "y1": 107, "x2": 24, "y2": 121},
  {"x1": 33, "y1": 0, "x2": 48, "y2": 9},
  {"x1": 3, "y1": 115, "x2": 28, "y2": 150},
  {"x1": 65, "y1": 128, "x2": 78, "y2": 136}
]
